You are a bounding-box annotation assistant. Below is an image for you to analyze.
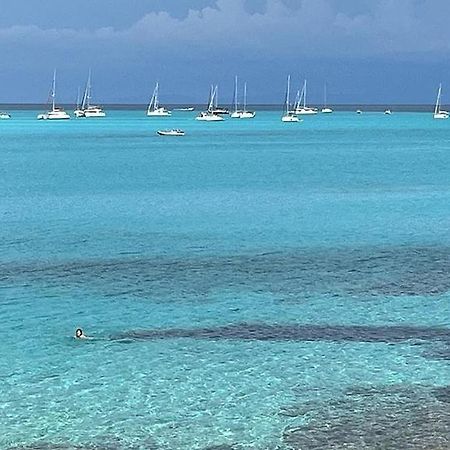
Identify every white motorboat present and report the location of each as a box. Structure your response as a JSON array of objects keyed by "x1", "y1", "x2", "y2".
[
  {"x1": 196, "y1": 86, "x2": 224, "y2": 121},
  {"x1": 282, "y1": 113, "x2": 300, "y2": 122},
  {"x1": 0, "y1": 112, "x2": 11, "y2": 119},
  {"x1": 157, "y1": 129, "x2": 185, "y2": 136},
  {"x1": 293, "y1": 80, "x2": 318, "y2": 115},
  {"x1": 81, "y1": 70, "x2": 106, "y2": 117},
  {"x1": 37, "y1": 70, "x2": 70, "y2": 120},
  {"x1": 282, "y1": 75, "x2": 300, "y2": 122},
  {"x1": 321, "y1": 83, "x2": 333, "y2": 113},
  {"x1": 433, "y1": 84, "x2": 449, "y2": 119},
  {"x1": 173, "y1": 107, "x2": 194, "y2": 111},
  {"x1": 356, "y1": 109, "x2": 363, "y2": 114}
]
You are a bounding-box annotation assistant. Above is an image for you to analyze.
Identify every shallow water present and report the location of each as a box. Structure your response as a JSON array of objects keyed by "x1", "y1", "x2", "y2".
[{"x1": 0, "y1": 110, "x2": 449, "y2": 449}]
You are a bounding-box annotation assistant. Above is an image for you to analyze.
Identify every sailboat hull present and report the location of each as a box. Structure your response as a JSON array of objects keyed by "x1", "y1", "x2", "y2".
[
  {"x1": 196, "y1": 113, "x2": 223, "y2": 121},
  {"x1": 282, "y1": 114, "x2": 300, "y2": 122}
]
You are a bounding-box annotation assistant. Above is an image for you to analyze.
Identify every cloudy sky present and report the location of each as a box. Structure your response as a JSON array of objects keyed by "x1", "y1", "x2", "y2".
[{"x1": 1, "y1": 0, "x2": 449, "y2": 104}]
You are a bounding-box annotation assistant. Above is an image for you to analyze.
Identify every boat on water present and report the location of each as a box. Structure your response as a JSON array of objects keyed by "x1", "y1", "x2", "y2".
[
  {"x1": 82, "y1": 70, "x2": 106, "y2": 117},
  {"x1": 0, "y1": 112, "x2": 11, "y2": 119},
  {"x1": 157, "y1": 129, "x2": 185, "y2": 136},
  {"x1": 37, "y1": 70, "x2": 70, "y2": 120},
  {"x1": 384, "y1": 109, "x2": 392, "y2": 115},
  {"x1": 321, "y1": 83, "x2": 333, "y2": 113},
  {"x1": 433, "y1": 84, "x2": 449, "y2": 119},
  {"x1": 147, "y1": 82, "x2": 171, "y2": 117},
  {"x1": 293, "y1": 80, "x2": 318, "y2": 115},
  {"x1": 196, "y1": 86, "x2": 224, "y2": 121},
  {"x1": 356, "y1": 109, "x2": 363, "y2": 114},
  {"x1": 231, "y1": 77, "x2": 255, "y2": 119},
  {"x1": 74, "y1": 87, "x2": 84, "y2": 117},
  {"x1": 173, "y1": 107, "x2": 195, "y2": 111},
  {"x1": 282, "y1": 75, "x2": 300, "y2": 122},
  {"x1": 211, "y1": 85, "x2": 229, "y2": 115}
]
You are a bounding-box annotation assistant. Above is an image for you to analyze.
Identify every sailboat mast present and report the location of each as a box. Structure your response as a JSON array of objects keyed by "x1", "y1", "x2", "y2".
[
  {"x1": 155, "y1": 82, "x2": 159, "y2": 110},
  {"x1": 207, "y1": 85, "x2": 214, "y2": 111},
  {"x1": 324, "y1": 83, "x2": 327, "y2": 108},
  {"x1": 243, "y1": 82, "x2": 247, "y2": 112},
  {"x1": 52, "y1": 69, "x2": 56, "y2": 111},
  {"x1": 435, "y1": 84, "x2": 442, "y2": 115},
  {"x1": 303, "y1": 80, "x2": 307, "y2": 108},
  {"x1": 234, "y1": 76, "x2": 238, "y2": 113},
  {"x1": 86, "y1": 69, "x2": 92, "y2": 109},
  {"x1": 286, "y1": 75, "x2": 291, "y2": 114},
  {"x1": 76, "y1": 86, "x2": 81, "y2": 109}
]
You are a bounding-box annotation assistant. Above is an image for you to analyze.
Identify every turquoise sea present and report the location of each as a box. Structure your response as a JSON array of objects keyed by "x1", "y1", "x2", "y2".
[{"x1": 0, "y1": 110, "x2": 449, "y2": 449}]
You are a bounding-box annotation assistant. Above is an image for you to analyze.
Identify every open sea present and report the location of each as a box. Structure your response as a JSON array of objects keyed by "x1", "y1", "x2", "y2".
[{"x1": 0, "y1": 109, "x2": 449, "y2": 449}]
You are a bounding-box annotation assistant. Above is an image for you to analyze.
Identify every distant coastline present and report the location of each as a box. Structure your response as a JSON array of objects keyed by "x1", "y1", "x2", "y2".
[{"x1": 0, "y1": 103, "x2": 441, "y2": 112}]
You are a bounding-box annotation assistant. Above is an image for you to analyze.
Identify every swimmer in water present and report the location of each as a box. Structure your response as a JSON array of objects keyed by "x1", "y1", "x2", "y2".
[{"x1": 75, "y1": 328, "x2": 88, "y2": 339}]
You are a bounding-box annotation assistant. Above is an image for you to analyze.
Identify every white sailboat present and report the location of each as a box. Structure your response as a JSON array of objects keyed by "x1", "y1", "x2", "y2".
[
  {"x1": 147, "y1": 82, "x2": 171, "y2": 117},
  {"x1": 433, "y1": 84, "x2": 449, "y2": 119},
  {"x1": 239, "y1": 83, "x2": 255, "y2": 119},
  {"x1": 230, "y1": 76, "x2": 242, "y2": 118},
  {"x1": 82, "y1": 70, "x2": 106, "y2": 118},
  {"x1": 37, "y1": 70, "x2": 70, "y2": 120},
  {"x1": 196, "y1": 85, "x2": 224, "y2": 121},
  {"x1": 282, "y1": 75, "x2": 300, "y2": 122},
  {"x1": 211, "y1": 85, "x2": 229, "y2": 115},
  {"x1": 384, "y1": 109, "x2": 392, "y2": 115},
  {"x1": 74, "y1": 86, "x2": 85, "y2": 117},
  {"x1": 293, "y1": 80, "x2": 318, "y2": 115},
  {"x1": 321, "y1": 83, "x2": 333, "y2": 113},
  {"x1": 0, "y1": 112, "x2": 11, "y2": 119},
  {"x1": 231, "y1": 77, "x2": 256, "y2": 119}
]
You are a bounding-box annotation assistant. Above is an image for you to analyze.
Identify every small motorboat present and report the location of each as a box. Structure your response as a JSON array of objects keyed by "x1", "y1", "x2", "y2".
[
  {"x1": 157, "y1": 129, "x2": 185, "y2": 136},
  {"x1": 0, "y1": 112, "x2": 11, "y2": 119}
]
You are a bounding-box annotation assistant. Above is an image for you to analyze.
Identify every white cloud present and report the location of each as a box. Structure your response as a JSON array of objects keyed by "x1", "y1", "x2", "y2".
[{"x1": 1, "y1": 0, "x2": 450, "y2": 60}]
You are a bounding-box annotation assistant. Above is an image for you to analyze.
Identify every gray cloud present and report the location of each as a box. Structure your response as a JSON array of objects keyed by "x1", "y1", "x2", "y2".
[{"x1": 1, "y1": 0, "x2": 450, "y2": 59}]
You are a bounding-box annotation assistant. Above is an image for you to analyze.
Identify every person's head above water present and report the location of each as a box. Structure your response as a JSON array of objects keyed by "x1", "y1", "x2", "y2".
[{"x1": 75, "y1": 328, "x2": 84, "y2": 338}]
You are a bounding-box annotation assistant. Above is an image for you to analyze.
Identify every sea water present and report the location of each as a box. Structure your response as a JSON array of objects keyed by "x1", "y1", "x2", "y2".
[{"x1": 0, "y1": 110, "x2": 449, "y2": 449}]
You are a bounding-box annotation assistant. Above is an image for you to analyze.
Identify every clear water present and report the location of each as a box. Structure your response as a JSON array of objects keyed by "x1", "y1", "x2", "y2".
[{"x1": 0, "y1": 110, "x2": 449, "y2": 449}]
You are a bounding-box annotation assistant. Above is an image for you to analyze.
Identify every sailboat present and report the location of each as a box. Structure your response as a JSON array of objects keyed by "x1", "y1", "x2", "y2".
[
  {"x1": 0, "y1": 112, "x2": 11, "y2": 119},
  {"x1": 230, "y1": 77, "x2": 256, "y2": 119},
  {"x1": 147, "y1": 82, "x2": 171, "y2": 117},
  {"x1": 211, "y1": 85, "x2": 229, "y2": 115},
  {"x1": 196, "y1": 85, "x2": 224, "y2": 121},
  {"x1": 433, "y1": 84, "x2": 449, "y2": 119},
  {"x1": 37, "y1": 70, "x2": 70, "y2": 120},
  {"x1": 230, "y1": 76, "x2": 241, "y2": 118},
  {"x1": 82, "y1": 70, "x2": 106, "y2": 118},
  {"x1": 74, "y1": 87, "x2": 85, "y2": 117},
  {"x1": 282, "y1": 75, "x2": 300, "y2": 122},
  {"x1": 321, "y1": 83, "x2": 333, "y2": 113},
  {"x1": 293, "y1": 80, "x2": 318, "y2": 115}
]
